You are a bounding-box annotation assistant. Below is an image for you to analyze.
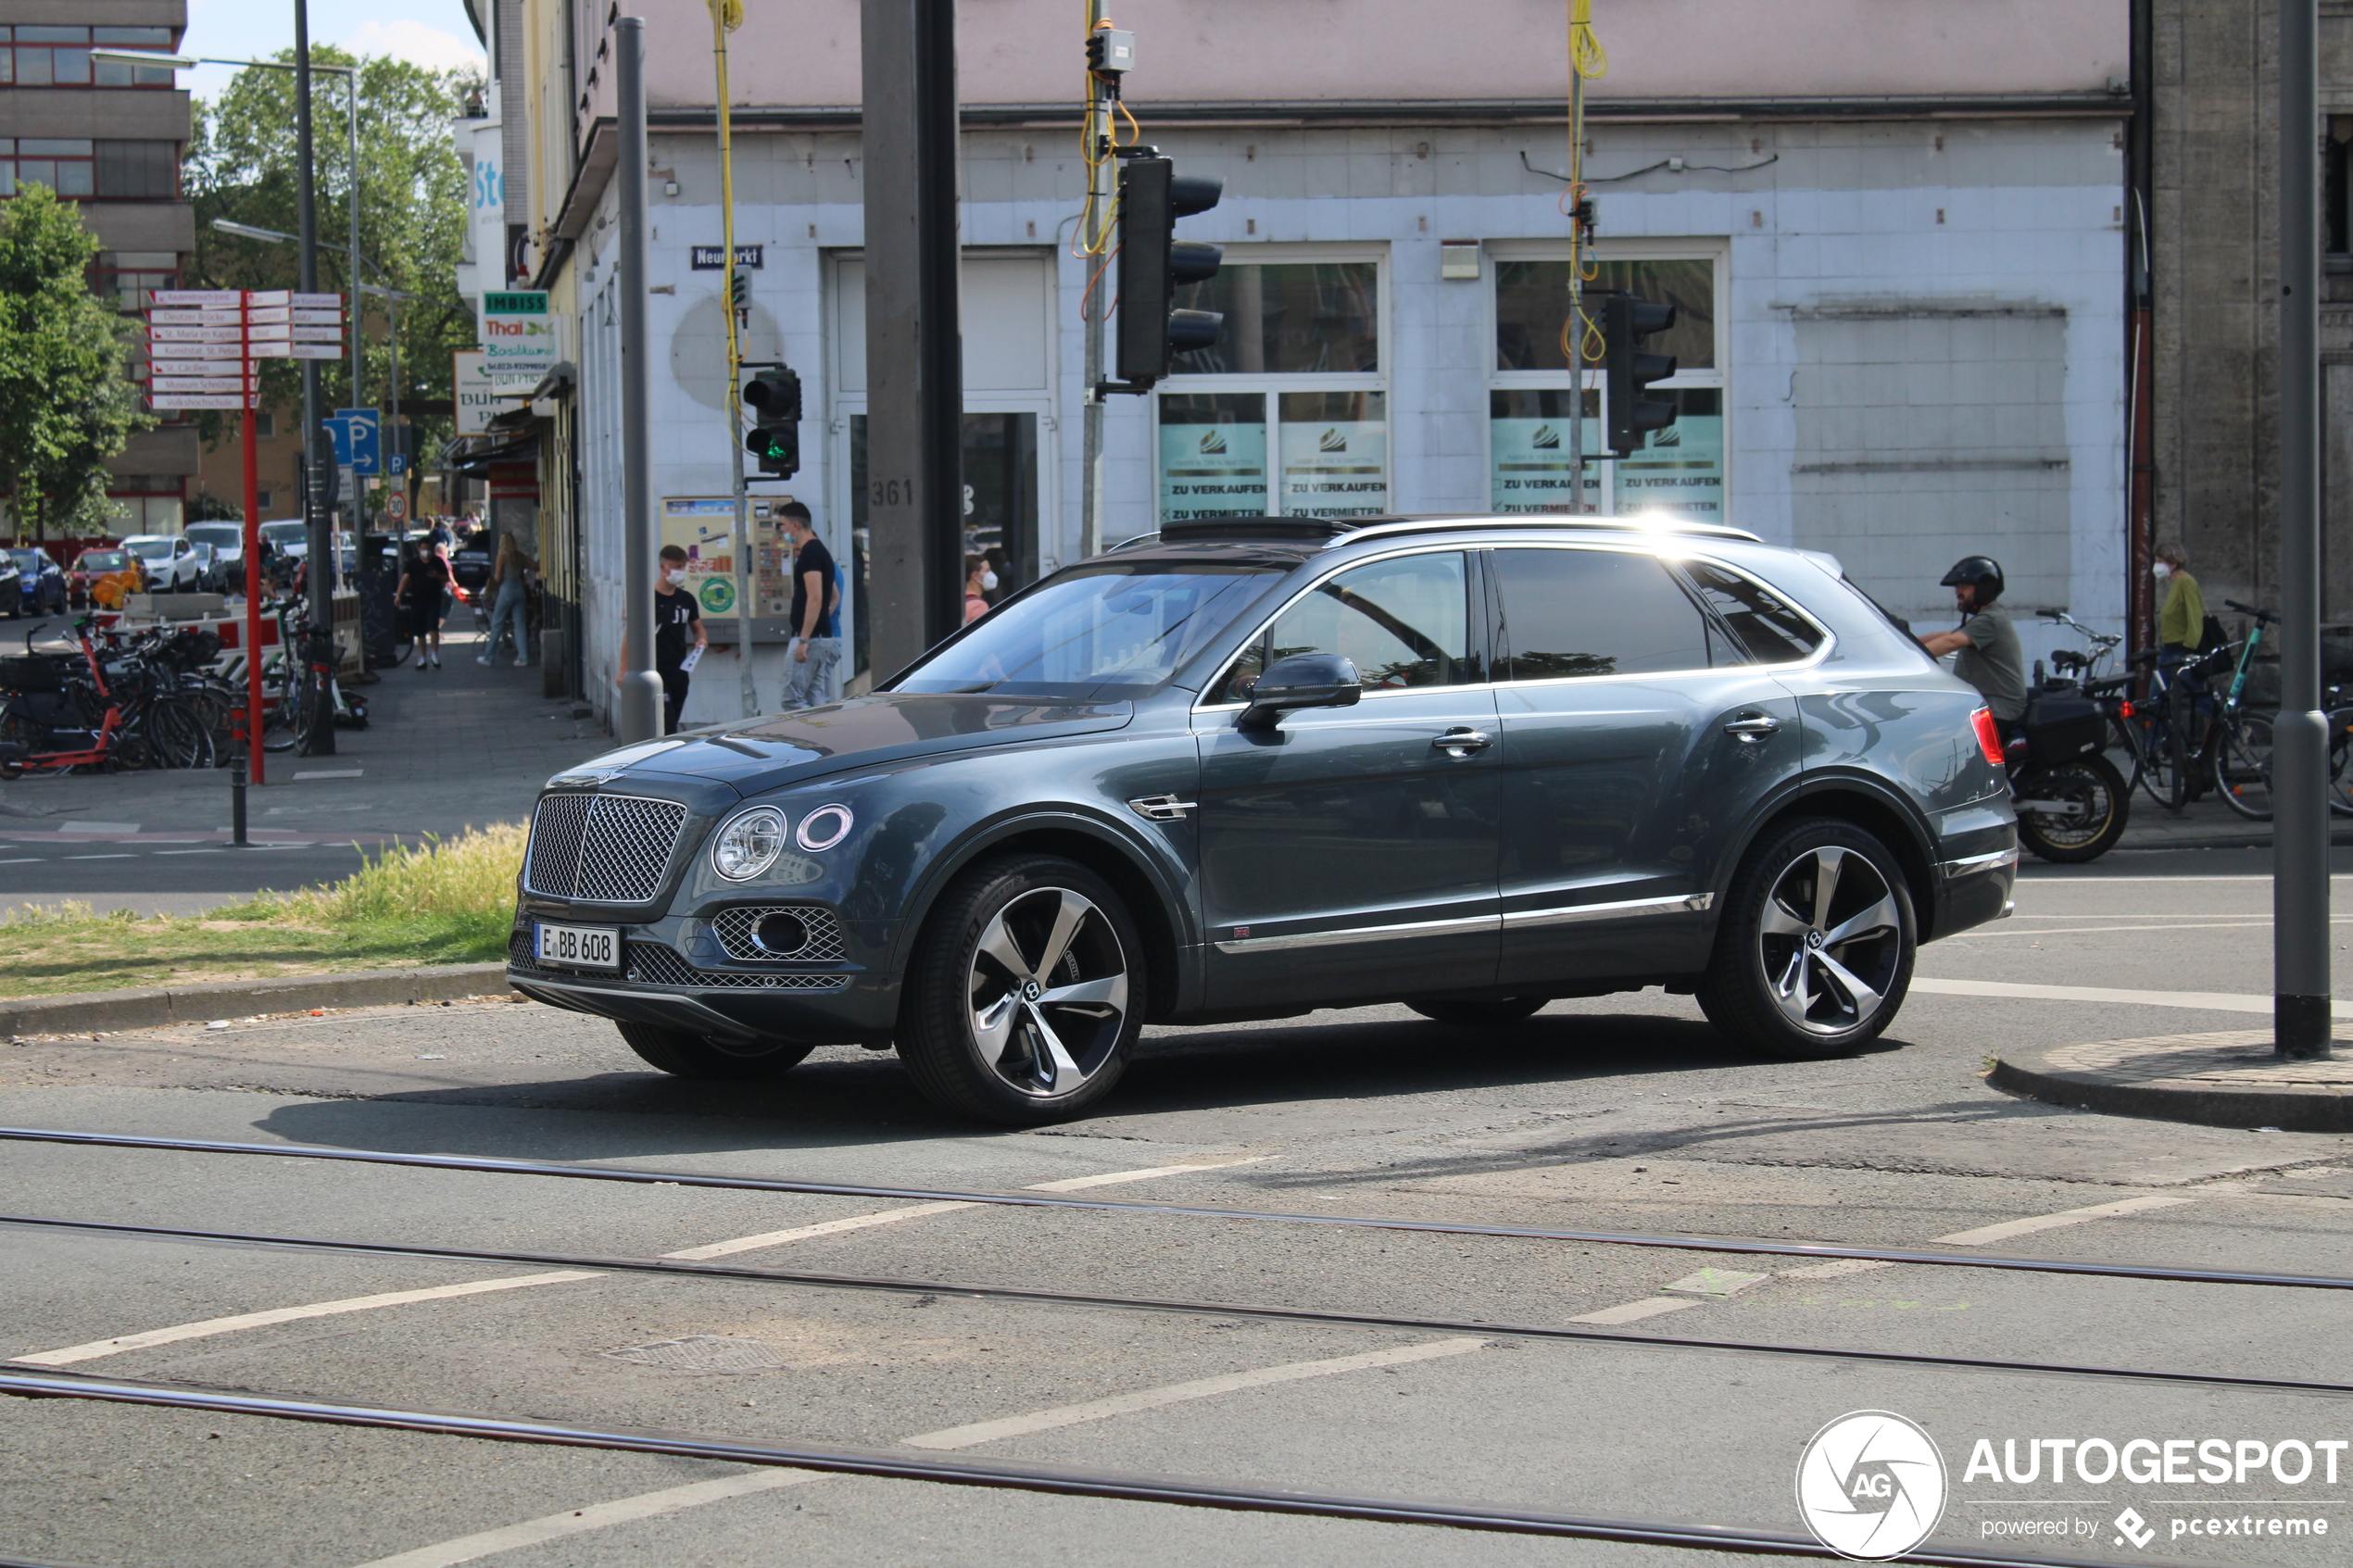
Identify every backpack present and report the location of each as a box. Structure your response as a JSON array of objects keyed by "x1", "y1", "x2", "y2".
[{"x1": 2198, "y1": 613, "x2": 2228, "y2": 655}]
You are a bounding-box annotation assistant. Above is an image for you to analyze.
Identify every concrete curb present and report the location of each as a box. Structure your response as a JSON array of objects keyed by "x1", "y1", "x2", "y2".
[
  {"x1": 1990, "y1": 1055, "x2": 2353, "y2": 1134},
  {"x1": 2111, "y1": 827, "x2": 2353, "y2": 855},
  {"x1": 0, "y1": 963, "x2": 512, "y2": 1038}
]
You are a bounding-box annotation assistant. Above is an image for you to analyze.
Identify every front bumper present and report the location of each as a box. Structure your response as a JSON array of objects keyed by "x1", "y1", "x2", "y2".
[{"x1": 506, "y1": 920, "x2": 900, "y2": 1044}]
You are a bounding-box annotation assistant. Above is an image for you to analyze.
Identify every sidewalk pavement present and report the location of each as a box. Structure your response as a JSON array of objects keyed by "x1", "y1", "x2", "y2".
[
  {"x1": 0, "y1": 622, "x2": 615, "y2": 915},
  {"x1": 1994, "y1": 1028, "x2": 2353, "y2": 1133},
  {"x1": 2114, "y1": 792, "x2": 2353, "y2": 854}
]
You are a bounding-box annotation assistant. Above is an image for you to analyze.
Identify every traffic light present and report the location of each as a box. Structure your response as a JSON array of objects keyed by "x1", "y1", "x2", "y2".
[
  {"x1": 1602, "y1": 291, "x2": 1678, "y2": 456},
  {"x1": 741, "y1": 364, "x2": 801, "y2": 477},
  {"x1": 1115, "y1": 154, "x2": 1224, "y2": 389}
]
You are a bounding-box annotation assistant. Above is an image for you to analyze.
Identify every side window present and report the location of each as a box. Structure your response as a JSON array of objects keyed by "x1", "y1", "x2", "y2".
[
  {"x1": 1680, "y1": 560, "x2": 1825, "y2": 664},
  {"x1": 1492, "y1": 548, "x2": 1712, "y2": 680},
  {"x1": 1211, "y1": 550, "x2": 1473, "y2": 699}
]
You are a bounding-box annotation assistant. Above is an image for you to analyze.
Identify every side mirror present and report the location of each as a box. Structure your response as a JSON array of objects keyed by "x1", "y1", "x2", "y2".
[{"x1": 1238, "y1": 652, "x2": 1361, "y2": 730}]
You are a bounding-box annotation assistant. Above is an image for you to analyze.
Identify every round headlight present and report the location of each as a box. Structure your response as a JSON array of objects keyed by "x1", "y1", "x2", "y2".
[
  {"x1": 795, "y1": 803, "x2": 854, "y2": 851},
  {"x1": 711, "y1": 807, "x2": 787, "y2": 881}
]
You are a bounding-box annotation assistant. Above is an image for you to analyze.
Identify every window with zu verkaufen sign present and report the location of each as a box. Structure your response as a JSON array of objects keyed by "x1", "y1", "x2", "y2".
[
  {"x1": 1154, "y1": 257, "x2": 1388, "y2": 524},
  {"x1": 1489, "y1": 254, "x2": 1725, "y2": 522}
]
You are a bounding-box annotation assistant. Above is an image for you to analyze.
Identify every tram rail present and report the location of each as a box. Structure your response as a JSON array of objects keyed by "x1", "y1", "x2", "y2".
[{"x1": 0, "y1": 1124, "x2": 2333, "y2": 1294}]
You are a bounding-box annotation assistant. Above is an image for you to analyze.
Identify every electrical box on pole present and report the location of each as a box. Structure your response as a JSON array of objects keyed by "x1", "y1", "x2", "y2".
[
  {"x1": 1114, "y1": 154, "x2": 1224, "y2": 390},
  {"x1": 1602, "y1": 292, "x2": 1679, "y2": 457},
  {"x1": 742, "y1": 364, "x2": 802, "y2": 477}
]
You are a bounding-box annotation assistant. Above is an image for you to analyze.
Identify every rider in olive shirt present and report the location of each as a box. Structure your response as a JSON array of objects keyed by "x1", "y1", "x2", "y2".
[{"x1": 1918, "y1": 555, "x2": 2027, "y2": 724}]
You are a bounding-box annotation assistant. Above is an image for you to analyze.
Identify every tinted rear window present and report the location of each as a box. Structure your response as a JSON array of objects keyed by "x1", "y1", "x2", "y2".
[
  {"x1": 1492, "y1": 548, "x2": 1714, "y2": 680},
  {"x1": 1680, "y1": 561, "x2": 1826, "y2": 664}
]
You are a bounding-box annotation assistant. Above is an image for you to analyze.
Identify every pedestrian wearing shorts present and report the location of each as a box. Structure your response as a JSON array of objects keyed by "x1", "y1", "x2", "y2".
[
  {"x1": 395, "y1": 538, "x2": 449, "y2": 670},
  {"x1": 779, "y1": 502, "x2": 841, "y2": 710}
]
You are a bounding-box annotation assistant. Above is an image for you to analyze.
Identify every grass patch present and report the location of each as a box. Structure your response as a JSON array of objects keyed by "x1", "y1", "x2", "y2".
[{"x1": 0, "y1": 823, "x2": 524, "y2": 1001}]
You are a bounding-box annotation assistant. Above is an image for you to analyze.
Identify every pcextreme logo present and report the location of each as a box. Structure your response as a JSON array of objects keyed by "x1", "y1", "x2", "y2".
[{"x1": 1795, "y1": 1411, "x2": 1949, "y2": 1561}]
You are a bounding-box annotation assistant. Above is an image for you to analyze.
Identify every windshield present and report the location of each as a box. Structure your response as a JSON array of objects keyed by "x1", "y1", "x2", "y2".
[
  {"x1": 893, "y1": 563, "x2": 1283, "y2": 699},
  {"x1": 6, "y1": 550, "x2": 37, "y2": 571},
  {"x1": 185, "y1": 525, "x2": 240, "y2": 549},
  {"x1": 124, "y1": 539, "x2": 170, "y2": 559},
  {"x1": 261, "y1": 522, "x2": 308, "y2": 546},
  {"x1": 78, "y1": 552, "x2": 126, "y2": 571}
]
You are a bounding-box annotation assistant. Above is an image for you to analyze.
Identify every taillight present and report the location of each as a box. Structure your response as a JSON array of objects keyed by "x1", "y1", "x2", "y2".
[
  {"x1": 2119, "y1": 700, "x2": 2135, "y2": 718},
  {"x1": 1970, "y1": 708, "x2": 2006, "y2": 767}
]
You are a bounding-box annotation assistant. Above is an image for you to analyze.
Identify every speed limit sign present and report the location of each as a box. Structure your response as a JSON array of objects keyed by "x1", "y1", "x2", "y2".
[{"x1": 385, "y1": 489, "x2": 409, "y2": 525}]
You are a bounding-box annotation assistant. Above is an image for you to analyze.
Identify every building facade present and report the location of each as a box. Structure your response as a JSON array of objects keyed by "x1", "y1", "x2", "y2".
[
  {"x1": 486, "y1": 0, "x2": 2133, "y2": 724},
  {"x1": 0, "y1": 0, "x2": 195, "y2": 537}
]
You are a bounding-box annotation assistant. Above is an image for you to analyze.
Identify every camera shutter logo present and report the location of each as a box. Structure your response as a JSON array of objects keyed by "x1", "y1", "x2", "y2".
[{"x1": 1795, "y1": 1411, "x2": 1948, "y2": 1561}]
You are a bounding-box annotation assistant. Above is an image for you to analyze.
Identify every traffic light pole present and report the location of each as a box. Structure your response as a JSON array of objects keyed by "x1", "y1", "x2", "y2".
[
  {"x1": 1077, "y1": 0, "x2": 1113, "y2": 558},
  {"x1": 711, "y1": 0, "x2": 757, "y2": 718},
  {"x1": 614, "y1": 18, "x2": 664, "y2": 744},
  {"x1": 1565, "y1": 64, "x2": 1585, "y2": 514},
  {"x1": 293, "y1": 0, "x2": 333, "y2": 756},
  {"x1": 2274, "y1": 0, "x2": 2332, "y2": 1060}
]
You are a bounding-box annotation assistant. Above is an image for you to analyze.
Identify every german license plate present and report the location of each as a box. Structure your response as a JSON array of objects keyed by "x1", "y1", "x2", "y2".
[{"x1": 535, "y1": 922, "x2": 620, "y2": 971}]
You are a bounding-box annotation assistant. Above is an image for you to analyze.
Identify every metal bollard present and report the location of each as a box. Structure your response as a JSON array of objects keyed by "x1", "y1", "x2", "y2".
[{"x1": 230, "y1": 752, "x2": 249, "y2": 847}]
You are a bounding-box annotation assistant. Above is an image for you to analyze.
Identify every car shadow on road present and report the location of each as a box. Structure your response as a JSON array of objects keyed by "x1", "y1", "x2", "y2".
[{"x1": 245, "y1": 1008, "x2": 1924, "y2": 1165}]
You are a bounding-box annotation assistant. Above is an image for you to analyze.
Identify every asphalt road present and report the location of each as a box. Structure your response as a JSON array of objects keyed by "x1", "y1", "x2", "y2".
[{"x1": 3, "y1": 861, "x2": 2352, "y2": 1565}]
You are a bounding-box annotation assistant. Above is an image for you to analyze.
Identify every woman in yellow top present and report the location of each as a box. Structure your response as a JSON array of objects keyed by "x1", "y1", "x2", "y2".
[{"x1": 2155, "y1": 541, "x2": 2204, "y2": 653}]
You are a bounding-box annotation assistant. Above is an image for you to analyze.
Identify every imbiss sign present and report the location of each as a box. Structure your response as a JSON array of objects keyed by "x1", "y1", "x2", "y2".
[{"x1": 478, "y1": 290, "x2": 560, "y2": 377}]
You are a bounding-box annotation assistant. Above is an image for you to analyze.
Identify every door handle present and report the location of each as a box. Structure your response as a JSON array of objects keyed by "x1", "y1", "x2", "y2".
[
  {"x1": 1722, "y1": 714, "x2": 1782, "y2": 739},
  {"x1": 1433, "y1": 727, "x2": 1491, "y2": 757}
]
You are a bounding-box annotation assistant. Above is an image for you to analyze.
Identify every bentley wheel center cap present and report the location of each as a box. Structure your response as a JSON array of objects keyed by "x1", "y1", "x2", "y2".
[
  {"x1": 1806, "y1": 929, "x2": 1825, "y2": 950},
  {"x1": 1023, "y1": 979, "x2": 1042, "y2": 1002}
]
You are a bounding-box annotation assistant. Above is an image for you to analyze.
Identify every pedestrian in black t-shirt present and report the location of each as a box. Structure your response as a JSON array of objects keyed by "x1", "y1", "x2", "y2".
[
  {"x1": 394, "y1": 538, "x2": 450, "y2": 670},
  {"x1": 778, "y1": 501, "x2": 841, "y2": 710},
  {"x1": 650, "y1": 544, "x2": 705, "y2": 733}
]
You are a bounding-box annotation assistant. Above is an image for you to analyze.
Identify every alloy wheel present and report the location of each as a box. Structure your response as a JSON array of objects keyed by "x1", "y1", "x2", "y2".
[
  {"x1": 966, "y1": 885, "x2": 1130, "y2": 1098},
  {"x1": 1756, "y1": 846, "x2": 1905, "y2": 1035}
]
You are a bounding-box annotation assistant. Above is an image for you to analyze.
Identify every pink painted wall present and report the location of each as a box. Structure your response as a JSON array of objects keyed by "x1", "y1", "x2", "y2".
[{"x1": 595, "y1": 0, "x2": 2123, "y2": 115}]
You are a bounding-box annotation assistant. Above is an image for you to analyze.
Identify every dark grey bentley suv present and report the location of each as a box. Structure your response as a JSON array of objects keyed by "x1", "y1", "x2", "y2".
[{"x1": 508, "y1": 514, "x2": 2017, "y2": 1123}]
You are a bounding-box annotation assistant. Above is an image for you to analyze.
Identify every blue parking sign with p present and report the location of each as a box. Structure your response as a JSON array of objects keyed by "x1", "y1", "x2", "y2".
[{"x1": 333, "y1": 408, "x2": 381, "y2": 475}]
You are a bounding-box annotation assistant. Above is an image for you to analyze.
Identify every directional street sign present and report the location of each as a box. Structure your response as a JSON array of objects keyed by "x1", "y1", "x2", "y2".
[{"x1": 140, "y1": 289, "x2": 346, "y2": 409}]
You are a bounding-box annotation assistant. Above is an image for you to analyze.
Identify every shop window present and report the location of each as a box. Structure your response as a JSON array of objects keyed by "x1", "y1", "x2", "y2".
[
  {"x1": 1171, "y1": 262, "x2": 1378, "y2": 376},
  {"x1": 1489, "y1": 388, "x2": 1602, "y2": 514},
  {"x1": 1611, "y1": 388, "x2": 1723, "y2": 521},
  {"x1": 1157, "y1": 393, "x2": 1267, "y2": 522},
  {"x1": 1494, "y1": 258, "x2": 1715, "y2": 372}
]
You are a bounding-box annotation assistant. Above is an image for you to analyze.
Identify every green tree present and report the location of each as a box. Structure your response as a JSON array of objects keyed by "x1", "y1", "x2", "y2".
[
  {"x1": 186, "y1": 49, "x2": 480, "y2": 490},
  {"x1": 0, "y1": 185, "x2": 148, "y2": 542}
]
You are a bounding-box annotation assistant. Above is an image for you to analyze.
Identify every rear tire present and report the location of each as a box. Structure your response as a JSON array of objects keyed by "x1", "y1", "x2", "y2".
[
  {"x1": 1407, "y1": 997, "x2": 1547, "y2": 1025},
  {"x1": 1696, "y1": 818, "x2": 1916, "y2": 1060},
  {"x1": 616, "y1": 1021, "x2": 813, "y2": 1081},
  {"x1": 2211, "y1": 711, "x2": 2275, "y2": 822},
  {"x1": 2015, "y1": 755, "x2": 2130, "y2": 862}
]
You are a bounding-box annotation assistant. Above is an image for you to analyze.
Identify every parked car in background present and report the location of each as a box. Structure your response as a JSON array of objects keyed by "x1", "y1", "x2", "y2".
[
  {"x1": 6, "y1": 548, "x2": 68, "y2": 617},
  {"x1": 68, "y1": 547, "x2": 135, "y2": 606},
  {"x1": 508, "y1": 511, "x2": 2020, "y2": 1125},
  {"x1": 184, "y1": 521, "x2": 252, "y2": 592},
  {"x1": 0, "y1": 554, "x2": 19, "y2": 614},
  {"x1": 121, "y1": 534, "x2": 204, "y2": 593}
]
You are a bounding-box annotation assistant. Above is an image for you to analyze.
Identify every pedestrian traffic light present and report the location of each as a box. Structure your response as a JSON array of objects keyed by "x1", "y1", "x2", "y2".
[
  {"x1": 741, "y1": 364, "x2": 801, "y2": 477},
  {"x1": 1602, "y1": 291, "x2": 1679, "y2": 456},
  {"x1": 1115, "y1": 154, "x2": 1223, "y2": 389}
]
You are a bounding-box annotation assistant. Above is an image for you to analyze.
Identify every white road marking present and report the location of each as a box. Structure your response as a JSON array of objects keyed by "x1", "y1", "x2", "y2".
[
  {"x1": 2016, "y1": 873, "x2": 2353, "y2": 883},
  {"x1": 1566, "y1": 1297, "x2": 1701, "y2": 1325},
  {"x1": 295, "y1": 769, "x2": 365, "y2": 780},
  {"x1": 6, "y1": 1160, "x2": 1268, "y2": 1361},
  {"x1": 57, "y1": 821, "x2": 139, "y2": 834},
  {"x1": 346, "y1": 1337, "x2": 1486, "y2": 1568},
  {"x1": 1930, "y1": 1193, "x2": 2196, "y2": 1247},
  {"x1": 10, "y1": 1273, "x2": 599, "y2": 1366},
  {"x1": 901, "y1": 1336, "x2": 1484, "y2": 1449},
  {"x1": 154, "y1": 848, "x2": 225, "y2": 856},
  {"x1": 1955, "y1": 921, "x2": 2346, "y2": 941},
  {"x1": 1023, "y1": 1157, "x2": 1268, "y2": 1192},
  {"x1": 63, "y1": 854, "x2": 132, "y2": 860},
  {"x1": 1911, "y1": 977, "x2": 2353, "y2": 1017},
  {"x1": 0, "y1": 858, "x2": 40, "y2": 864},
  {"x1": 661, "y1": 1201, "x2": 977, "y2": 1261}
]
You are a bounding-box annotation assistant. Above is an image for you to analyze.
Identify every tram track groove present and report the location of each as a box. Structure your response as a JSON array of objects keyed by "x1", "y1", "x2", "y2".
[
  {"x1": 6, "y1": 1210, "x2": 2349, "y2": 1399},
  {"x1": 0, "y1": 1364, "x2": 2209, "y2": 1568},
  {"x1": 0, "y1": 1124, "x2": 2328, "y2": 1292}
]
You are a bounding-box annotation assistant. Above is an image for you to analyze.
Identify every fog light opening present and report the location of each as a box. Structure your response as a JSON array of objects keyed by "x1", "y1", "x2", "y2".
[{"x1": 753, "y1": 911, "x2": 810, "y2": 955}]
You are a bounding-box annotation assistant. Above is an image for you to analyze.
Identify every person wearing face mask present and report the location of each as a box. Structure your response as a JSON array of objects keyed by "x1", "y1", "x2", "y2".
[
  {"x1": 981, "y1": 546, "x2": 1009, "y2": 606},
  {"x1": 395, "y1": 537, "x2": 450, "y2": 671},
  {"x1": 778, "y1": 501, "x2": 841, "y2": 711},
  {"x1": 2153, "y1": 541, "x2": 2204, "y2": 657},
  {"x1": 963, "y1": 554, "x2": 991, "y2": 623},
  {"x1": 647, "y1": 543, "x2": 705, "y2": 733}
]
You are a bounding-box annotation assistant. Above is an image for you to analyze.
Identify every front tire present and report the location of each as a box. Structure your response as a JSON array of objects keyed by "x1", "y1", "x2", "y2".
[
  {"x1": 897, "y1": 854, "x2": 1143, "y2": 1125},
  {"x1": 1407, "y1": 997, "x2": 1547, "y2": 1025},
  {"x1": 1696, "y1": 819, "x2": 1916, "y2": 1060},
  {"x1": 2016, "y1": 756, "x2": 2130, "y2": 862},
  {"x1": 616, "y1": 1021, "x2": 813, "y2": 1080}
]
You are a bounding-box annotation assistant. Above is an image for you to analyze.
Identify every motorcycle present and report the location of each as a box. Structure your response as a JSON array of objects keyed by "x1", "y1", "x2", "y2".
[{"x1": 2006, "y1": 679, "x2": 2130, "y2": 862}]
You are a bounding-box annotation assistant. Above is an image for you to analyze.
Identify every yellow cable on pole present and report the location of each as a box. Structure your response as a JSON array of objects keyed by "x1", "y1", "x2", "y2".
[
  {"x1": 1569, "y1": 0, "x2": 1608, "y2": 80},
  {"x1": 711, "y1": 0, "x2": 742, "y2": 389}
]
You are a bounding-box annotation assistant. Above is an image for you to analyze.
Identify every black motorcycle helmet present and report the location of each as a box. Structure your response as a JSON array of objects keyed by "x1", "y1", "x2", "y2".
[{"x1": 1939, "y1": 555, "x2": 2005, "y2": 603}]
